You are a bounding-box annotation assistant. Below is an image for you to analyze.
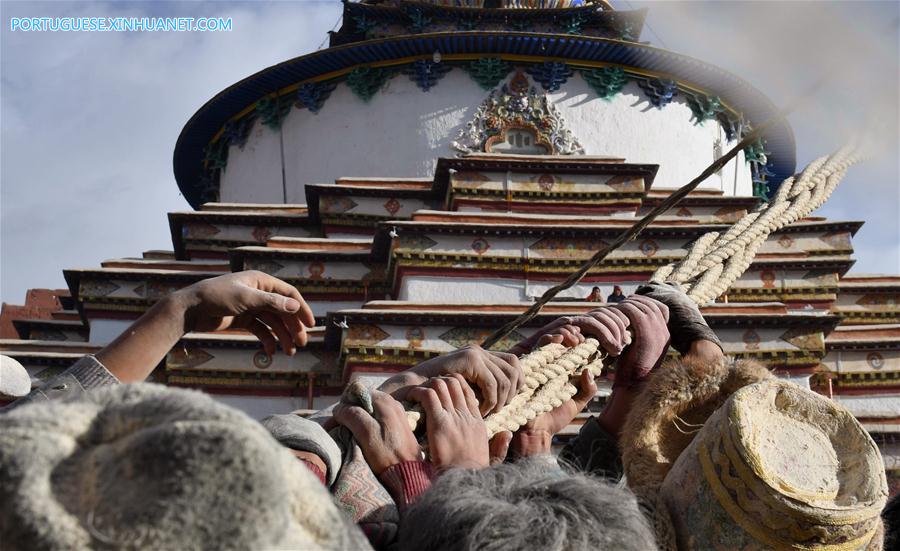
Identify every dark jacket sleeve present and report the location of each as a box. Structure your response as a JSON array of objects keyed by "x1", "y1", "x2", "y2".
[
  {"x1": 559, "y1": 416, "x2": 624, "y2": 480},
  {"x1": 1, "y1": 355, "x2": 119, "y2": 412}
]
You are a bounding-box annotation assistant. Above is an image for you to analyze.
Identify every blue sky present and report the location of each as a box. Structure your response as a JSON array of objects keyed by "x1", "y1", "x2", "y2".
[{"x1": 1, "y1": 0, "x2": 897, "y2": 304}]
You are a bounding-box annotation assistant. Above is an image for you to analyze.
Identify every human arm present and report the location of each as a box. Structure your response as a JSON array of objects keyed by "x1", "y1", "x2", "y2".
[
  {"x1": 3, "y1": 271, "x2": 315, "y2": 412},
  {"x1": 97, "y1": 270, "x2": 315, "y2": 383}
]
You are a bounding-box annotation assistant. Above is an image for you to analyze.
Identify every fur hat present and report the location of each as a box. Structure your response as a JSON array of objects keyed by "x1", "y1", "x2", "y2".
[
  {"x1": 621, "y1": 356, "x2": 773, "y2": 498},
  {"x1": 0, "y1": 383, "x2": 371, "y2": 551}
]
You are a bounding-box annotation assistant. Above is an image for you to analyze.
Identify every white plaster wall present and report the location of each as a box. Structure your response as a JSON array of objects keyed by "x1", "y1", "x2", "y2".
[
  {"x1": 220, "y1": 118, "x2": 286, "y2": 204},
  {"x1": 399, "y1": 275, "x2": 526, "y2": 303},
  {"x1": 88, "y1": 318, "x2": 132, "y2": 345},
  {"x1": 219, "y1": 69, "x2": 753, "y2": 205},
  {"x1": 833, "y1": 394, "x2": 900, "y2": 418}
]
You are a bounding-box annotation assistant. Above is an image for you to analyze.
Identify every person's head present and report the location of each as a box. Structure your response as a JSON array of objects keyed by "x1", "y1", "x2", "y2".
[
  {"x1": 591, "y1": 286, "x2": 601, "y2": 294},
  {"x1": 612, "y1": 285, "x2": 623, "y2": 295},
  {"x1": 398, "y1": 458, "x2": 656, "y2": 551}
]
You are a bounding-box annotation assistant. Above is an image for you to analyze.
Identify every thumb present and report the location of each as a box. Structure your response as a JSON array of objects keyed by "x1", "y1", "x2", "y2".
[
  {"x1": 246, "y1": 288, "x2": 301, "y2": 313},
  {"x1": 572, "y1": 369, "x2": 598, "y2": 407}
]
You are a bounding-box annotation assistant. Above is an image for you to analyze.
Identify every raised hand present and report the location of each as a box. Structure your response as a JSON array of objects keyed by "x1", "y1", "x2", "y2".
[{"x1": 178, "y1": 270, "x2": 316, "y2": 355}]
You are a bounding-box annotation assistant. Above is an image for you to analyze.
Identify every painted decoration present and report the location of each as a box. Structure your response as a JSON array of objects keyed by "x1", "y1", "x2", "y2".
[
  {"x1": 320, "y1": 196, "x2": 359, "y2": 214},
  {"x1": 346, "y1": 66, "x2": 395, "y2": 102},
  {"x1": 133, "y1": 281, "x2": 182, "y2": 300},
  {"x1": 536, "y1": 174, "x2": 555, "y2": 191},
  {"x1": 80, "y1": 280, "x2": 120, "y2": 298},
  {"x1": 526, "y1": 61, "x2": 573, "y2": 92},
  {"x1": 222, "y1": 117, "x2": 254, "y2": 149},
  {"x1": 760, "y1": 269, "x2": 777, "y2": 289},
  {"x1": 637, "y1": 78, "x2": 678, "y2": 108},
  {"x1": 639, "y1": 239, "x2": 659, "y2": 257},
  {"x1": 308, "y1": 262, "x2": 326, "y2": 280},
  {"x1": 579, "y1": 66, "x2": 627, "y2": 101},
  {"x1": 253, "y1": 351, "x2": 273, "y2": 370},
  {"x1": 296, "y1": 81, "x2": 336, "y2": 114},
  {"x1": 168, "y1": 348, "x2": 214, "y2": 370},
  {"x1": 463, "y1": 57, "x2": 512, "y2": 90},
  {"x1": 346, "y1": 324, "x2": 390, "y2": 346},
  {"x1": 684, "y1": 93, "x2": 724, "y2": 124},
  {"x1": 780, "y1": 328, "x2": 824, "y2": 351},
  {"x1": 383, "y1": 198, "x2": 402, "y2": 216},
  {"x1": 676, "y1": 207, "x2": 692, "y2": 217},
  {"x1": 452, "y1": 71, "x2": 584, "y2": 156},
  {"x1": 252, "y1": 226, "x2": 272, "y2": 243},
  {"x1": 184, "y1": 223, "x2": 221, "y2": 239},
  {"x1": 742, "y1": 330, "x2": 760, "y2": 351},
  {"x1": 713, "y1": 206, "x2": 746, "y2": 223},
  {"x1": 471, "y1": 237, "x2": 491, "y2": 255},
  {"x1": 439, "y1": 327, "x2": 525, "y2": 351},
  {"x1": 255, "y1": 96, "x2": 292, "y2": 131},
  {"x1": 821, "y1": 231, "x2": 852, "y2": 251},
  {"x1": 530, "y1": 237, "x2": 608, "y2": 259},
  {"x1": 867, "y1": 352, "x2": 885, "y2": 370},
  {"x1": 856, "y1": 294, "x2": 899, "y2": 307},
  {"x1": 778, "y1": 235, "x2": 795, "y2": 249},
  {"x1": 405, "y1": 60, "x2": 451, "y2": 92},
  {"x1": 406, "y1": 326, "x2": 425, "y2": 348},
  {"x1": 396, "y1": 234, "x2": 438, "y2": 251}
]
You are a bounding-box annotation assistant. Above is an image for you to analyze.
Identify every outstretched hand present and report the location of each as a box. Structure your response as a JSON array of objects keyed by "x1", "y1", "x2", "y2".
[{"x1": 177, "y1": 270, "x2": 316, "y2": 355}]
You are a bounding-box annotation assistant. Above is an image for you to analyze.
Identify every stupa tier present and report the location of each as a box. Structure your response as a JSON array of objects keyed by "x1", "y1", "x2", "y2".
[{"x1": 1, "y1": 0, "x2": 896, "y2": 490}]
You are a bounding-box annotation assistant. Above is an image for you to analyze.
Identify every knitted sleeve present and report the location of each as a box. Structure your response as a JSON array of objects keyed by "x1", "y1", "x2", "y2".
[
  {"x1": 2, "y1": 355, "x2": 119, "y2": 412},
  {"x1": 377, "y1": 461, "x2": 436, "y2": 512}
]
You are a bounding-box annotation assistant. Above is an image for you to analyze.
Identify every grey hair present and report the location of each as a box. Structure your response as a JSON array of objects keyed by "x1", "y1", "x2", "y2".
[{"x1": 398, "y1": 458, "x2": 657, "y2": 551}]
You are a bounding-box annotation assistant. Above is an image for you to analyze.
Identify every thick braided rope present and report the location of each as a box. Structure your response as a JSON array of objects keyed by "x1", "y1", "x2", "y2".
[
  {"x1": 651, "y1": 147, "x2": 863, "y2": 304},
  {"x1": 405, "y1": 339, "x2": 606, "y2": 437}
]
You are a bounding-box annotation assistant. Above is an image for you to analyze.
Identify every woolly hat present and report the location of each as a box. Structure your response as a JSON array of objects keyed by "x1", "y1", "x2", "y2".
[
  {"x1": 261, "y1": 413, "x2": 343, "y2": 486},
  {"x1": 0, "y1": 383, "x2": 372, "y2": 551}
]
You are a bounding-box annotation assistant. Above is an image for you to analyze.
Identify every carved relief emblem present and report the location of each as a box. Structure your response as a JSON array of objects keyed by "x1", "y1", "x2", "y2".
[
  {"x1": 471, "y1": 237, "x2": 491, "y2": 255},
  {"x1": 252, "y1": 226, "x2": 272, "y2": 243},
  {"x1": 308, "y1": 262, "x2": 325, "y2": 280},
  {"x1": 383, "y1": 198, "x2": 401, "y2": 216},
  {"x1": 867, "y1": 352, "x2": 884, "y2": 370},
  {"x1": 777, "y1": 235, "x2": 794, "y2": 249},
  {"x1": 253, "y1": 351, "x2": 272, "y2": 370},
  {"x1": 406, "y1": 327, "x2": 425, "y2": 348},
  {"x1": 742, "y1": 330, "x2": 760, "y2": 351},
  {"x1": 639, "y1": 239, "x2": 659, "y2": 257},
  {"x1": 760, "y1": 269, "x2": 777, "y2": 289},
  {"x1": 452, "y1": 71, "x2": 584, "y2": 156},
  {"x1": 536, "y1": 174, "x2": 555, "y2": 191}
]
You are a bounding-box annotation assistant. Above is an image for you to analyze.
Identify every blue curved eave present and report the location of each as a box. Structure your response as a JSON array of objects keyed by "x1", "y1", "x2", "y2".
[{"x1": 173, "y1": 32, "x2": 796, "y2": 208}]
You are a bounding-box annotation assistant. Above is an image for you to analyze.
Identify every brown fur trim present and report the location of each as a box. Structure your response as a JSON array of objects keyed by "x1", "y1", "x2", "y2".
[{"x1": 620, "y1": 357, "x2": 772, "y2": 499}]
